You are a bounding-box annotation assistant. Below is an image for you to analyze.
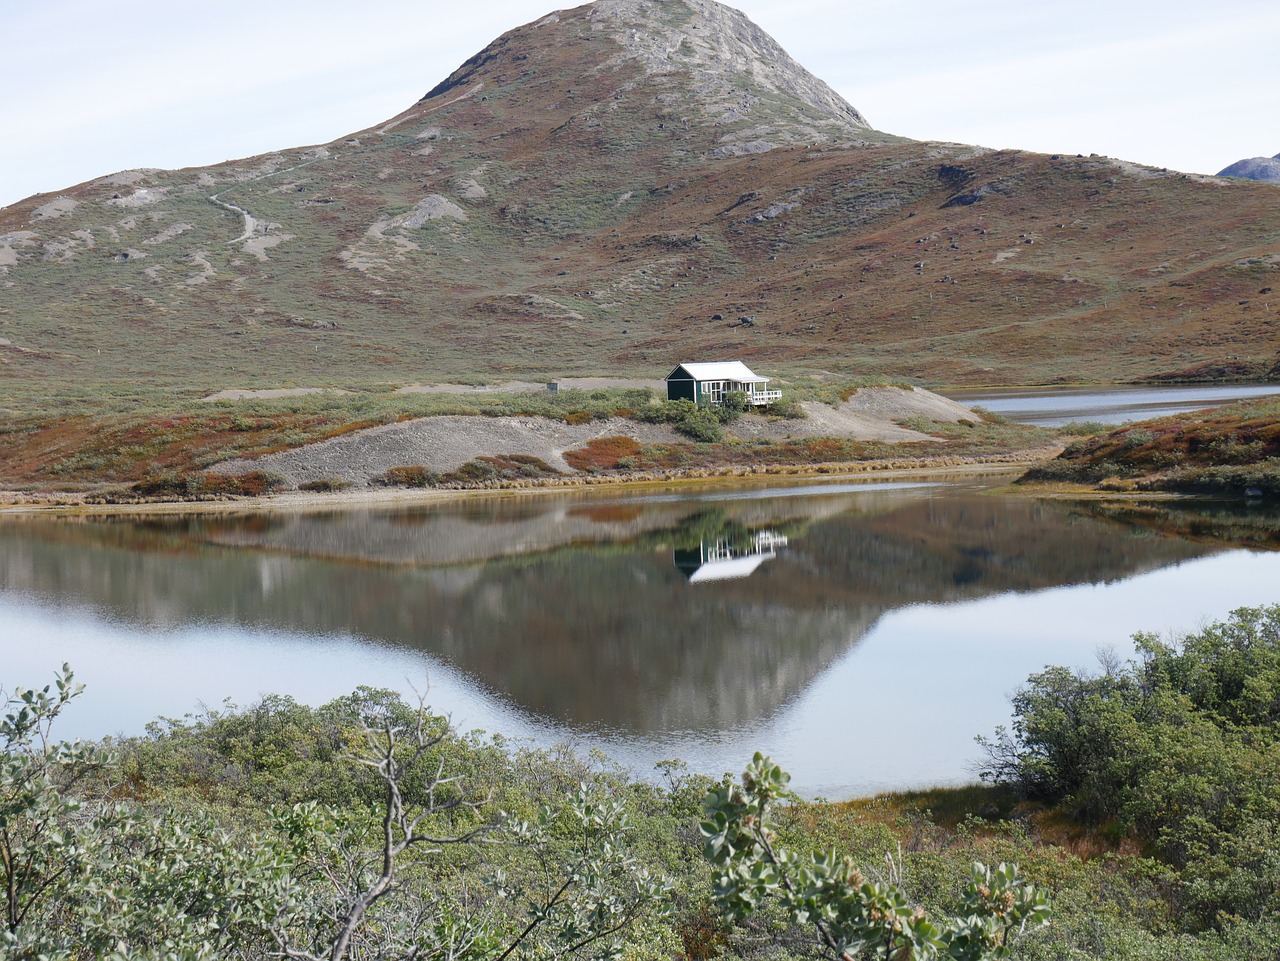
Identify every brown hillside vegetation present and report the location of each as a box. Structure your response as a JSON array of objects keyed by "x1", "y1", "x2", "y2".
[
  {"x1": 2, "y1": 0, "x2": 1279, "y2": 407},
  {"x1": 1022, "y1": 395, "x2": 1280, "y2": 495}
]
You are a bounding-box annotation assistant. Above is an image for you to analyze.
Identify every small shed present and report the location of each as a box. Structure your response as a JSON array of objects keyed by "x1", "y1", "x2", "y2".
[{"x1": 665, "y1": 361, "x2": 780, "y2": 406}]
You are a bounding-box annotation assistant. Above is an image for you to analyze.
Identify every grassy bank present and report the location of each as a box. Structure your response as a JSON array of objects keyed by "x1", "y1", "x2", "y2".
[{"x1": 1021, "y1": 395, "x2": 1280, "y2": 496}]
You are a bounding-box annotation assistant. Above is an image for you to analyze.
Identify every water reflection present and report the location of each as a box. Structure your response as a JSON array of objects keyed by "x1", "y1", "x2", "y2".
[
  {"x1": 674, "y1": 530, "x2": 789, "y2": 584},
  {"x1": 2, "y1": 478, "x2": 1280, "y2": 793}
]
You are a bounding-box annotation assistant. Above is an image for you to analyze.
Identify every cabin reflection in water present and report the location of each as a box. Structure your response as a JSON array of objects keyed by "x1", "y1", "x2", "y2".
[{"x1": 673, "y1": 531, "x2": 789, "y2": 583}]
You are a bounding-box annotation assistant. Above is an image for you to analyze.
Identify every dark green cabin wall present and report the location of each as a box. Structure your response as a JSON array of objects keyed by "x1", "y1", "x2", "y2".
[{"x1": 668, "y1": 378, "x2": 697, "y2": 402}]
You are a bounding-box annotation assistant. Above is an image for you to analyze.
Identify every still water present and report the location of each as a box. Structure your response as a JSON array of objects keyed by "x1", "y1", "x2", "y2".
[
  {"x1": 944, "y1": 384, "x2": 1280, "y2": 427},
  {"x1": 3, "y1": 475, "x2": 1279, "y2": 798}
]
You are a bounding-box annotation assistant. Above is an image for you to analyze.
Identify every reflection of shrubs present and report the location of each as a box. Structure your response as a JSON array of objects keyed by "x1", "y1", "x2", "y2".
[{"x1": 298, "y1": 477, "x2": 353, "y2": 492}]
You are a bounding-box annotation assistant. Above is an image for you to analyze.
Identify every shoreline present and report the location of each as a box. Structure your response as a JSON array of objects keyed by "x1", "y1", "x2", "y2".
[{"x1": 0, "y1": 453, "x2": 1052, "y2": 517}]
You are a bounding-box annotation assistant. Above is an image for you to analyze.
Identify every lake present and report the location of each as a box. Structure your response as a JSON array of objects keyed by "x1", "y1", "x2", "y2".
[
  {"x1": 943, "y1": 384, "x2": 1280, "y2": 426},
  {"x1": 3, "y1": 473, "x2": 1279, "y2": 798}
]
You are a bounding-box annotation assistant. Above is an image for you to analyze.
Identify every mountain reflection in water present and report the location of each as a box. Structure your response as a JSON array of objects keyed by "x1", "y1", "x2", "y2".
[{"x1": 0, "y1": 480, "x2": 1256, "y2": 743}]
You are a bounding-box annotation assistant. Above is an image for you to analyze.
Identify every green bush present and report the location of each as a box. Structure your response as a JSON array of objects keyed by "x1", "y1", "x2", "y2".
[
  {"x1": 979, "y1": 604, "x2": 1280, "y2": 929},
  {"x1": 374, "y1": 465, "x2": 441, "y2": 487},
  {"x1": 677, "y1": 406, "x2": 724, "y2": 442},
  {"x1": 298, "y1": 476, "x2": 354, "y2": 492},
  {"x1": 717, "y1": 391, "x2": 750, "y2": 423},
  {"x1": 637, "y1": 399, "x2": 725, "y2": 442},
  {"x1": 1, "y1": 671, "x2": 681, "y2": 960},
  {"x1": 702, "y1": 754, "x2": 1051, "y2": 959},
  {"x1": 766, "y1": 396, "x2": 807, "y2": 420}
]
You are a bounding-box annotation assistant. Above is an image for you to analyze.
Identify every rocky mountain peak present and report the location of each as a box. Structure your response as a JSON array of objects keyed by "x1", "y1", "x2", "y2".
[
  {"x1": 580, "y1": 0, "x2": 869, "y2": 127},
  {"x1": 424, "y1": 0, "x2": 871, "y2": 152}
]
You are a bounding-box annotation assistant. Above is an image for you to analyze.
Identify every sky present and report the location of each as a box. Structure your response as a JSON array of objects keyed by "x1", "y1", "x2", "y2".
[{"x1": 2, "y1": 0, "x2": 1278, "y2": 210}]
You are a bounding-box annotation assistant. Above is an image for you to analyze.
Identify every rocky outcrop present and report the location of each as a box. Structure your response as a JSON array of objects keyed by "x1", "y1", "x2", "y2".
[{"x1": 1218, "y1": 153, "x2": 1280, "y2": 182}]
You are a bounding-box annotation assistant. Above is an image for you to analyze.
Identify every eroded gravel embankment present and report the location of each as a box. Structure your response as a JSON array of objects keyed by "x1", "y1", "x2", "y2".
[{"x1": 210, "y1": 387, "x2": 979, "y2": 489}]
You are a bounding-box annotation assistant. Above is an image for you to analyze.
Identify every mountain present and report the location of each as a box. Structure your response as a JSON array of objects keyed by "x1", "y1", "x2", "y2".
[
  {"x1": 3, "y1": 0, "x2": 1279, "y2": 396},
  {"x1": 1218, "y1": 153, "x2": 1280, "y2": 183}
]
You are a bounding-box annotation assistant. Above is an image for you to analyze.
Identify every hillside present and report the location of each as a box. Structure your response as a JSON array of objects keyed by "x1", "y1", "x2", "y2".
[{"x1": 3, "y1": 0, "x2": 1279, "y2": 406}]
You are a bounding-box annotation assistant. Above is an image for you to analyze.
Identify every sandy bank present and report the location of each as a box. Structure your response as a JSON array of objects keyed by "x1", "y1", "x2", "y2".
[{"x1": 0, "y1": 455, "x2": 1053, "y2": 518}]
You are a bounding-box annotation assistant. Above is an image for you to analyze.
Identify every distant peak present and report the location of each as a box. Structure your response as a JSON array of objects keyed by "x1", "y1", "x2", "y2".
[{"x1": 1217, "y1": 152, "x2": 1280, "y2": 182}]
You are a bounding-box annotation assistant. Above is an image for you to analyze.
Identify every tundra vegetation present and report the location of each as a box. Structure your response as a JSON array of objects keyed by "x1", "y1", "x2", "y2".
[
  {"x1": 1021, "y1": 395, "x2": 1280, "y2": 496},
  {"x1": 1, "y1": 382, "x2": 1065, "y2": 495},
  {"x1": 5, "y1": 604, "x2": 1280, "y2": 959}
]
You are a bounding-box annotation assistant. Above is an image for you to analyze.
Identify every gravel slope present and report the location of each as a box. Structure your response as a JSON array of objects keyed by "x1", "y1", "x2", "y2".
[{"x1": 212, "y1": 387, "x2": 975, "y2": 489}]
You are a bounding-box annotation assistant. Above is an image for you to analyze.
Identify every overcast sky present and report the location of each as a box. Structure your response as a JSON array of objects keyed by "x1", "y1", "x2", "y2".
[{"x1": 3, "y1": 0, "x2": 1278, "y2": 209}]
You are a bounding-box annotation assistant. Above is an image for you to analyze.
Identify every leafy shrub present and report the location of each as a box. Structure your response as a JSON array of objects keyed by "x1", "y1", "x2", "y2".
[
  {"x1": 563, "y1": 436, "x2": 643, "y2": 471},
  {"x1": 434, "y1": 455, "x2": 560, "y2": 485},
  {"x1": 766, "y1": 397, "x2": 807, "y2": 420},
  {"x1": 374, "y1": 465, "x2": 441, "y2": 487},
  {"x1": 1121, "y1": 427, "x2": 1158, "y2": 449},
  {"x1": 1054, "y1": 420, "x2": 1111, "y2": 436},
  {"x1": 703, "y1": 754, "x2": 1051, "y2": 959},
  {"x1": 634, "y1": 398, "x2": 727, "y2": 441},
  {"x1": 299, "y1": 477, "x2": 354, "y2": 492},
  {"x1": 676, "y1": 407, "x2": 724, "y2": 442},
  {"x1": 1154, "y1": 460, "x2": 1280, "y2": 497},
  {"x1": 717, "y1": 391, "x2": 750, "y2": 423},
  {"x1": 444, "y1": 460, "x2": 501, "y2": 483},
  {"x1": 979, "y1": 605, "x2": 1280, "y2": 928},
  {"x1": 129, "y1": 470, "x2": 286, "y2": 498},
  {"x1": 969, "y1": 405, "x2": 1009, "y2": 425},
  {"x1": 1, "y1": 670, "x2": 679, "y2": 960}
]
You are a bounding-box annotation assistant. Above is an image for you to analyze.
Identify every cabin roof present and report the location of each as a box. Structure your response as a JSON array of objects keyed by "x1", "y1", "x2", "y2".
[{"x1": 666, "y1": 361, "x2": 769, "y2": 383}]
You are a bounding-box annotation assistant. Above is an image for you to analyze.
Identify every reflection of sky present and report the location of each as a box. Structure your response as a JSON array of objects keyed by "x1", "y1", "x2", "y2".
[
  {"x1": 0, "y1": 596, "x2": 548, "y2": 747},
  {"x1": 5, "y1": 550, "x2": 1279, "y2": 799}
]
